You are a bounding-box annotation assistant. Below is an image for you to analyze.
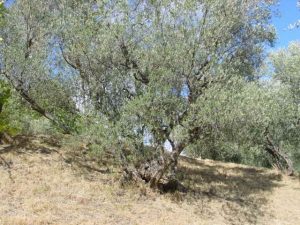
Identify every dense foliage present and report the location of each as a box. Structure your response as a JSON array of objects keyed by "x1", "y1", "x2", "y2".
[
  {"x1": 269, "y1": 42, "x2": 300, "y2": 171},
  {"x1": 0, "y1": 0, "x2": 299, "y2": 188}
]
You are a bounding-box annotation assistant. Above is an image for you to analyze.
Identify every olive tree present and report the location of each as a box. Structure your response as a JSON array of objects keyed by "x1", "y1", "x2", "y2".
[
  {"x1": 269, "y1": 42, "x2": 300, "y2": 172},
  {"x1": 1, "y1": 0, "x2": 277, "y2": 188},
  {"x1": 184, "y1": 43, "x2": 300, "y2": 175},
  {"x1": 184, "y1": 77, "x2": 296, "y2": 174}
]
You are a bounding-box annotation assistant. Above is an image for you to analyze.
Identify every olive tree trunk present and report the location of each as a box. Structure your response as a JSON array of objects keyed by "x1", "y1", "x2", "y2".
[{"x1": 264, "y1": 129, "x2": 294, "y2": 176}]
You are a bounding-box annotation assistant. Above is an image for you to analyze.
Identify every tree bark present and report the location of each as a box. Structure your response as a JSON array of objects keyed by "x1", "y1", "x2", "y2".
[
  {"x1": 121, "y1": 143, "x2": 186, "y2": 192},
  {"x1": 264, "y1": 129, "x2": 294, "y2": 176}
]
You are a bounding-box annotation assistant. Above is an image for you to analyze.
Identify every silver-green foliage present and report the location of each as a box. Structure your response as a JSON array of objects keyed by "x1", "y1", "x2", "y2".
[
  {"x1": 1, "y1": 0, "x2": 280, "y2": 182},
  {"x1": 184, "y1": 43, "x2": 300, "y2": 171},
  {"x1": 269, "y1": 42, "x2": 300, "y2": 171},
  {"x1": 185, "y1": 77, "x2": 297, "y2": 168}
]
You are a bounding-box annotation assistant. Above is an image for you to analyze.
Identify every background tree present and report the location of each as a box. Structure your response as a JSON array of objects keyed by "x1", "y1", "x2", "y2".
[
  {"x1": 183, "y1": 42, "x2": 300, "y2": 175},
  {"x1": 184, "y1": 76, "x2": 297, "y2": 174},
  {"x1": 268, "y1": 42, "x2": 300, "y2": 172}
]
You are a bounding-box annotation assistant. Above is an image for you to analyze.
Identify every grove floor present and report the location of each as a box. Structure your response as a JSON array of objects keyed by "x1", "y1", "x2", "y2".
[{"x1": 0, "y1": 136, "x2": 299, "y2": 225}]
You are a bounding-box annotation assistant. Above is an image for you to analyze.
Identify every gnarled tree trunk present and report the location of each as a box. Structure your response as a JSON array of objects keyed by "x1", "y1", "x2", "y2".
[
  {"x1": 121, "y1": 144, "x2": 186, "y2": 192},
  {"x1": 264, "y1": 129, "x2": 294, "y2": 176}
]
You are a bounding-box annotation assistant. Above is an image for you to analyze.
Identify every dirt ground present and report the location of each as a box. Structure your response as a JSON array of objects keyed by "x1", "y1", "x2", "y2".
[{"x1": 0, "y1": 136, "x2": 299, "y2": 225}]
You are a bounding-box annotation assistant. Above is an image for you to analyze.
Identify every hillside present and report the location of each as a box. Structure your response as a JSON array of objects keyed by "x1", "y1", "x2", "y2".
[{"x1": 0, "y1": 136, "x2": 299, "y2": 225}]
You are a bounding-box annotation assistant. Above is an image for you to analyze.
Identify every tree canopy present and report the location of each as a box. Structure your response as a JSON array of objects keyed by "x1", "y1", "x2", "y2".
[{"x1": 1, "y1": 0, "x2": 299, "y2": 188}]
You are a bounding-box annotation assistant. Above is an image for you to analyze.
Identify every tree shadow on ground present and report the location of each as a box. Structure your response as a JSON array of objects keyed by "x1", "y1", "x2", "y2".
[
  {"x1": 176, "y1": 156, "x2": 282, "y2": 224},
  {"x1": 0, "y1": 135, "x2": 60, "y2": 154},
  {"x1": 0, "y1": 137, "x2": 284, "y2": 224},
  {"x1": 0, "y1": 135, "x2": 111, "y2": 176}
]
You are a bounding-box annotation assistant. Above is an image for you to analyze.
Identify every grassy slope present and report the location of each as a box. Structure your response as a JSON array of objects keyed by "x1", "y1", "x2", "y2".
[{"x1": 0, "y1": 136, "x2": 299, "y2": 225}]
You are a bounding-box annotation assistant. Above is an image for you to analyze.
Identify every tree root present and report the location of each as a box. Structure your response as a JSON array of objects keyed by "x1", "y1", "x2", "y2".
[{"x1": 121, "y1": 158, "x2": 186, "y2": 193}]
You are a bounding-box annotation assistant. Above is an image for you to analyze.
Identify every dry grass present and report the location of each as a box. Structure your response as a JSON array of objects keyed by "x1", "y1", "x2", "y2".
[{"x1": 0, "y1": 136, "x2": 299, "y2": 225}]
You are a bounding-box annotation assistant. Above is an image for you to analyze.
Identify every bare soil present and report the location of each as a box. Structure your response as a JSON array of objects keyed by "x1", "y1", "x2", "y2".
[{"x1": 0, "y1": 136, "x2": 299, "y2": 225}]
